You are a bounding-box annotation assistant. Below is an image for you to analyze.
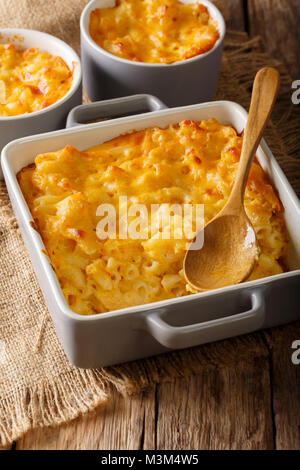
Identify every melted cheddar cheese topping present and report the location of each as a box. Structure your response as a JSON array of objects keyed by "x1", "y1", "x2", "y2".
[
  {"x1": 0, "y1": 44, "x2": 73, "y2": 117},
  {"x1": 18, "y1": 119, "x2": 288, "y2": 315},
  {"x1": 89, "y1": 0, "x2": 220, "y2": 64}
]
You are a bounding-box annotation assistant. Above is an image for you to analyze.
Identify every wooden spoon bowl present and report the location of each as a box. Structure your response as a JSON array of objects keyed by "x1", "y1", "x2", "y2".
[{"x1": 184, "y1": 213, "x2": 258, "y2": 291}]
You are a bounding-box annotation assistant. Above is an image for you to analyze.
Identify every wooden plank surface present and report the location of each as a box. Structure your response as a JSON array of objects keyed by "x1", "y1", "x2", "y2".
[
  {"x1": 17, "y1": 325, "x2": 300, "y2": 450},
  {"x1": 17, "y1": 388, "x2": 156, "y2": 450},
  {"x1": 17, "y1": 353, "x2": 275, "y2": 450},
  {"x1": 156, "y1": 358, "x2": 274, "y2": 450},
  {"x1": 212, "y1": 0, "x2": 245, "y2": 30},
  {"x1": 14, "y1": 0, "x2": 300, "y2": 451},
  {"x1": 264, "y1": 324, "x2": 300, "y2": 450},
  {"x1": 248, "y1": 0, "x2": 300, "y2": 78}
]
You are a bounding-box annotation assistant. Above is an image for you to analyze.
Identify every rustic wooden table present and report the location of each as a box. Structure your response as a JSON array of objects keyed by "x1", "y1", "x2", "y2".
[{"x1": 14, "y1": 0, "x2": 300, "y2": 450}]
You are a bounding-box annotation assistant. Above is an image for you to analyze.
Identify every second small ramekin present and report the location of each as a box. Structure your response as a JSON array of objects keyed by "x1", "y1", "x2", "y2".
[
  {"x1": 0, "y1": 28, "x2": 82, "y2": 178},
  {"x1": 80, "y1": 0, "x2": 226, "y2": 107}
]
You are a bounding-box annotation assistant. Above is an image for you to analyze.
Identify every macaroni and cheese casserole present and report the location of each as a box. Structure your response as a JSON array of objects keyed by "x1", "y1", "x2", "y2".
[
  {"x1": 18, "y1": 119, "x2": 288, "y2": 315},
  {"x1": 0, "y1": 44, "x2": 73, "y2": 117},
  {"x1": 89, "y1": 0, "x2": 220, "y2": 64}
]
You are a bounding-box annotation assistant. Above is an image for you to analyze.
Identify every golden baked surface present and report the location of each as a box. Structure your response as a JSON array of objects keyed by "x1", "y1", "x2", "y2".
[
  {"x1": 89, "y1": 0, "x2": 220, "y2": 64},
  {"x1": 18, "y1": 119, "x2": 288, "y2": 315},
  {"x1": 0, "y1": 44, "x2": 73, "y2": 117}
]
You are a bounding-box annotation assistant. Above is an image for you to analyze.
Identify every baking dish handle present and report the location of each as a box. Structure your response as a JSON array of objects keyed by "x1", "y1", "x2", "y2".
[
  {"x1": 66, "y1": 94, "x2": 167, "y2": 128},
  {"x1": 144, "y1": 290, "x2": 265, "y2": 350}
]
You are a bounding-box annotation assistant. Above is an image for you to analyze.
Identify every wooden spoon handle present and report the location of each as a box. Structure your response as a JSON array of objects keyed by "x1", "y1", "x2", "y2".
[{"x1": 229, "y1": 67, "x2": 280, "y2": 209}]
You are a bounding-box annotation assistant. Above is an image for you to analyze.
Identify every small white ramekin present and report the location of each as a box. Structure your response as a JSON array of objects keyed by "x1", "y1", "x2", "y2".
[
  {"x1": 80, "y1": 0, "x2": 226, "y2": 107},
  {"x1": 0, "y1": 28, "x2": 82, "y2": 178}
]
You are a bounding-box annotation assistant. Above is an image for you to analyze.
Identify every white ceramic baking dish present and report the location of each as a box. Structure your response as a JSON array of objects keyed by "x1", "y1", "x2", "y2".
[
  {"x1": 0, "y1": 28, "x2": 82, "y2": 178},
  {"x1": 2, "y1": 100, "x2": 300, "y2": 368},
  {"x1": 80, "y1": 0, "x2": 225, "y2": 106}
]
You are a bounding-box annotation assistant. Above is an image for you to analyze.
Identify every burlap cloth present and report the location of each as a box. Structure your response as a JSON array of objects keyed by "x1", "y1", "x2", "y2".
[{"x1": 0, "y1": 0, "x2": 299, "y2": 448}]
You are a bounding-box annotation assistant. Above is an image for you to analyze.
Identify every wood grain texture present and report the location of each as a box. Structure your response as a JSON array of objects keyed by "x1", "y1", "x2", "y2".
[
  {"x1": 212, "y1": 0, "x2": 245, "y2": 30},
  {"x1": 17, "y1": 388, "x2": 155, "y2": 450},
  {"x1": 264, "y1": 323, "x2": 300, "y2": 450},
  {"x1": 15, "y1": 323, "x2": 300, "y2": 451},
  {"x1": 248, "y1": 0, "x2": 300, "y2": 78},
  {"x1": 17, "y1": 346, "x2": 276, "y2": 450},
  {"x1": 156, "y1": 358, "x2": 274, "y2": 450},
  {"x1": 16, "y1": 325, "x2": 300, "y2": 450}
]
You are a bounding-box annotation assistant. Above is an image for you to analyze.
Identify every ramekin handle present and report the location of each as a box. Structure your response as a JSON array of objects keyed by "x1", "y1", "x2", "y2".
[
  {"x1": 144, "y1": 290, "x2": 265, "y2": 350},
  {"x1": 66, "y1": 94, "x2": 167, "y2": 128}
]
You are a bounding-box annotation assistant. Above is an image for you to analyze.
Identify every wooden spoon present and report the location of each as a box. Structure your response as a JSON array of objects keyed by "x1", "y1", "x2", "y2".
[{"x1": 183, "y1": 67, "x2": 280, "y2": 292}]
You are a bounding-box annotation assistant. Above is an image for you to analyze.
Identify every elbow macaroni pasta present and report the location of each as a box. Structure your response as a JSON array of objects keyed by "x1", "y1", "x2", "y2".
[
  {"x1": 0, "y1": 44, "x2": 73, "y2": 117},
  {"x1": 89, "y1": 0, "x2": 220, "y2": 64},
  {"x1": 18, "y1": 118, "x2": 288, "y2": 315}
]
